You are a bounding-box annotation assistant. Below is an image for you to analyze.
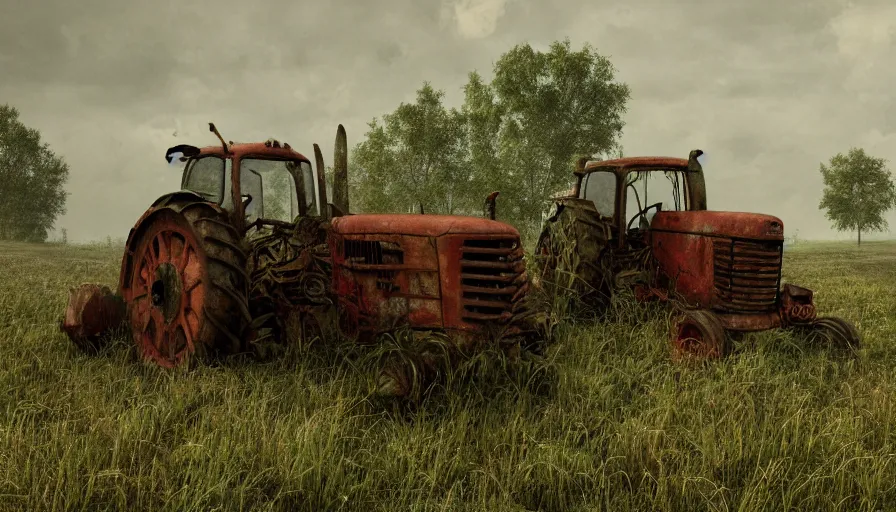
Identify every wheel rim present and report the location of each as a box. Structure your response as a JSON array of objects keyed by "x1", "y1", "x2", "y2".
[
  {"x1": 672, "y1": 318, "x2": 722, "y2": 360},
  {"x1": 126, "y1": 218, "x2": 207, "y2": 368}
]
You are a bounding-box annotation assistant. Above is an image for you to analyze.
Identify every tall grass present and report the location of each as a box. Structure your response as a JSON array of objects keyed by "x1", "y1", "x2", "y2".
[{"x1": 0, "y1": 240, "x2": 894, "y2": 511}]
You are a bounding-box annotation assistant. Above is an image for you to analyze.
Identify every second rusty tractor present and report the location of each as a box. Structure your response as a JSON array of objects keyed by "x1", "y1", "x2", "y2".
[
  {"x1": 62, "y1": 123, "x2": 540, "y2": 396},
  {"x1": 535, "y1": 150, "x2": 861, "y2": 359}
]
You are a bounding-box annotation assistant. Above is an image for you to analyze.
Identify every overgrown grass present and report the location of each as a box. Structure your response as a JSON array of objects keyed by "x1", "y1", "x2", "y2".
[{"x1": 0, "y1": 240, "x2": 894, "y2": 511}]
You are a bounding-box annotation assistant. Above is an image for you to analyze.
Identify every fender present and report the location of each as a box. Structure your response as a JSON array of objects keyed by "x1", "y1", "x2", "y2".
[{"x1": 118, "y1": 191, "x2": 228, "y2": 295}]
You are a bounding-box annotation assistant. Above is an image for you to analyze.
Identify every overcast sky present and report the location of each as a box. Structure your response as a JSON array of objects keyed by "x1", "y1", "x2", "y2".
[{"x1": 2, "y1": 0, "x2": 894, "y2": 242}]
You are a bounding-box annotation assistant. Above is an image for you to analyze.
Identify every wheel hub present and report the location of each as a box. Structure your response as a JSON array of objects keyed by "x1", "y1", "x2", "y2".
[{"x1": 151, "y1": 262, "x2": 183, "y2": 324}]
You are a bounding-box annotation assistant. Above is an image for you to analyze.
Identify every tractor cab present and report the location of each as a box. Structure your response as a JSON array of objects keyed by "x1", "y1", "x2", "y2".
[
  {"x1": 166, "y1": 124, "x2": 326, "y2": 235},
  {"x1": 574, "y1": 155, "x2": 700, "y2": 251}
]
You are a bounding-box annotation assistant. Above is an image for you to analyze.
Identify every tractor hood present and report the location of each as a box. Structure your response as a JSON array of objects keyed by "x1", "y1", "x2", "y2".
[
  {"x1": 652, "y1": 210, "x2": 784, "y2": 241},
  {"x1": 332, "y1": 214, "x2": 520, "y2": 238}
]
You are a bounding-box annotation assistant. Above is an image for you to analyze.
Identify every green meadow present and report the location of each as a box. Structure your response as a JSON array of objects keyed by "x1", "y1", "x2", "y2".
[{"x1": 0, "y1": 240, "x2": 894, "y2": 511}]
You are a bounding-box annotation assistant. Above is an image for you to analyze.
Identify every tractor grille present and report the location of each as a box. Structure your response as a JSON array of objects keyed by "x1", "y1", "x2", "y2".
[
  {"x1": 712, "y1": 238, "x2": 783, "y2": 313},
  {"x1": 459, "y1": 238, "x2": 525, "y2": 323},
  {"x1": 343, "y1": 239, "x2": 404, "y2": 292}
]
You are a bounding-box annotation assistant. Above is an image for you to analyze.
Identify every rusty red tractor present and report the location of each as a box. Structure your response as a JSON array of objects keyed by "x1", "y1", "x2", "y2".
[
  {"x1": 61, "y1": 123, "x2": 541, "y2": 396},
  {"x1": 535, "y1": 150, "x2": 861, "y2": 359}
]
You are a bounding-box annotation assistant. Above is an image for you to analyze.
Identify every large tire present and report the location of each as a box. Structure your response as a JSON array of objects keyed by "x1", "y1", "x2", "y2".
[
  {"x1": 800, "y1": 316, "x2": 862, "y2": 354},
  {"x1": 120, "y1": 196, "x2": 251, "y2": 368},
  {"x1": 535, "y1": 201, "x2": 612, "y2": 311},
  {"x1": 670, "y1": 309, "x2": 729, "y2": 361}
]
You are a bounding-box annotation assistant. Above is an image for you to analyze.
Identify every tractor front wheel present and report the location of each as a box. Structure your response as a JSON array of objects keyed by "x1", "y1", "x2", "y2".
[
  {"x1": 122, "y1": 200, "x2": 250, "y2": 368},
  {"x1": 800, "y1": 316, "x2": 862, "y2": 354},
  {"x1": 670, "y1": 309, "x2": 729, "y2": 361}
]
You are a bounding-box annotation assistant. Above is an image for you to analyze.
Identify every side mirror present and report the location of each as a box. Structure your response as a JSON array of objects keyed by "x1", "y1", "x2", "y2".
[{"x1": 165, "y1": 144, "x2": 200, "y2": 167}]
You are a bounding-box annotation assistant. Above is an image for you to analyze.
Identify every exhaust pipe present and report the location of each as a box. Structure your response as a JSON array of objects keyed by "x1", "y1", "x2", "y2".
[
  {"x1": 332, "y1": 124, "x2": 349, "y2": 216},
  {"x1": 312, "y1": 143, "x2": 328, "y2": 218},
  {"x1": 687, "y1": 149, "x2": 707, "y2": 211},
  {"x1": 485, "y1": 191, "x2": 500, "y2": 220}
]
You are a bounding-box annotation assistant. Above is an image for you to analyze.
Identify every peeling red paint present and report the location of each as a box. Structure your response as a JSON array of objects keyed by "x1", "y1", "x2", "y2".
[
  {"x1": 652, "y1": 211, "x2": 785, "y2": 241},
  {"x1": 197, "y1": 142, "x2": 312, "y2": 164},
  {"x1": 583, "y1": 156, "x2": 688, "y2": 173},
  {"x1": 329, "y1": 219, "x2": 529, "y2": 341},
  {"x1": 332, "y1": 214, "x2": 520, "y2": 238}
]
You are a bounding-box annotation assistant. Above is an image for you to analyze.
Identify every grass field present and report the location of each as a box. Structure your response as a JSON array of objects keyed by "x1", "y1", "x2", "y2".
[{"x1": 1, "y1": 240, "x2": 894, "y2": 511}]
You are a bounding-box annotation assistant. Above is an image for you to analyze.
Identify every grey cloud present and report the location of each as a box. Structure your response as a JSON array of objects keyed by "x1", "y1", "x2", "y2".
[{"x1": 1, "y1": 0, "x2": 895, "y2": 242}]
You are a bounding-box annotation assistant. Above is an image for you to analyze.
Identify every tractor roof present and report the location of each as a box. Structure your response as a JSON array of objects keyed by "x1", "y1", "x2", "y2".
[
  {"x1": 198, "y1": 142, "x2": 312, "y2": 163},
  {"x1": 332, "y1": 214, "x2": 520, "y2": 238},
  {"x1": 581, "y1": 156, "x2": 688, "y2": 174}
]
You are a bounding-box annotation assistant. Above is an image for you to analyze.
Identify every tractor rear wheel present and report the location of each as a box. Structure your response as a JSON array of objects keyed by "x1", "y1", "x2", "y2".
[
  {"x1": 122, "y1": 199, "x2": 250, "y2": 368},
  {"x1": 670, "y1": 309, "x2": 729, "y2": 361},
  {"x1": 535, "y1": 203, "x2": 611, "y2": 311},
  {"x1": 801, "y1": 316, "x2": 862, "y2": 353}
]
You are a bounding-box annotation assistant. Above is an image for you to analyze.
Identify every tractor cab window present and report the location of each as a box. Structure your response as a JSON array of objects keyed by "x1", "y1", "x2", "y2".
[
  {"x1": 624, "y1": 169, "x2": 688, "y2": 231},
  {"x1": 580, "y1": 170, "x2": 616, "y2": 218},
  {"x1": 235, "y1": 158, "x2": 318, "y2": 223},
  {"x1": 238, "y1": 159, "x2": 298, "y2": 223},
  {"x1": 182, "y1": 156, "x2": 226, "y2": 203}
]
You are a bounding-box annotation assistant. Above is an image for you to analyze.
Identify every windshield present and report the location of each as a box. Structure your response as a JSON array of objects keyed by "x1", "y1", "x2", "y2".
[
  {"x1": 239, "y1": 159, "x2": 318, "y2": 223},
  {"x1": 182, "y1": 156, "x2": 225, "y2": 203},
  {"x1": 181, "y1": 156, "x2": 318, "y2": 220},
  {"x1": 624, "y1": 169, "x2": 689, "y2": 226}
]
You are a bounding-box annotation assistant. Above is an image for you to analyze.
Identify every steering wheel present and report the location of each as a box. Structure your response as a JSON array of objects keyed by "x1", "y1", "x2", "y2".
[{"x1": 627, "y1": 202, "x2": 663, "y2": 231}]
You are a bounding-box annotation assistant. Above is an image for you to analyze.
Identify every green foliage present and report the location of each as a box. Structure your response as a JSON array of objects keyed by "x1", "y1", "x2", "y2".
[
  {"x1": 0, "y1": 104, "x2": 69, "y2": 242},
  {"x1": 351, "y1": 83, "x2": 469, "y2": 215},
  {"x1": 348, "y1": 39, "x2": 630, "y2": 238},
  {"x1": 475, "y1": 39, "x2": 631, "y2": 233},
  {"x1": 818, "y1": 147, "x2": 896, "y2": 245}
]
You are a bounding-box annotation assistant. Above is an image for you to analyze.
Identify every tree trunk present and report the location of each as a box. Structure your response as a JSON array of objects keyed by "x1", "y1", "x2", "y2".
[{"x1": 858, "y1": 227, "x2": 862, "y2": 246}]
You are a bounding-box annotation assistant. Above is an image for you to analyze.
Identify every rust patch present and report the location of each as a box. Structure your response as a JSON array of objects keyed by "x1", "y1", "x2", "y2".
[
  {"x1": 716, "y1": 311, "x2": 782, "y2": 331},
  {"x1": 779, "y1": 283, "x2": 817, "y2": 326},
  {"x1": 61, "y1": 284, "x2": 126, "y2": 352}
]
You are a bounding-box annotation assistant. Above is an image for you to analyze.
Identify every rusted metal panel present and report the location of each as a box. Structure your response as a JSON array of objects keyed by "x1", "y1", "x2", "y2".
[
  {"x1": 332, "y1": 214, "x2": 520, "y2": 238},
  {"x1": 651, "y1": 211, "x2": 785, "y2": 241},
  {"x1": 330, "y1": 231, "x2": 449, "y2": 337},
  {"x1": 584, "y1": 157, "x2": 688, "y2": 172},
  {"x1": 408, "y1": 298, "x2": 442, "y2": 326},
  {"x1": 651, "y1": 230, "x2": 715, "y2": 309},
  {"x1": 196, "y1": 142, "x2": 312, "y2": 164},
  {"x1": 715, "y1": 311, "x2": 782, "y2": 331},
  {"x1": 779, "y1": 283, "x2": 817, "y2": 326},
  {"x1": 60, "y1": 284, "x2": 126, "y2": 350}
]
